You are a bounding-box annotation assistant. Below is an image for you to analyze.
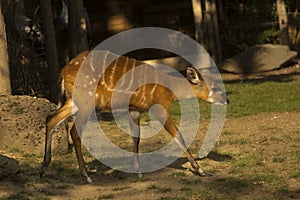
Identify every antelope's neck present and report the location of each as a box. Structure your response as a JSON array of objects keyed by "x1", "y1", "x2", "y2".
[{"x1": 166, "y1": 74, "x2": 197, "y2": 101}]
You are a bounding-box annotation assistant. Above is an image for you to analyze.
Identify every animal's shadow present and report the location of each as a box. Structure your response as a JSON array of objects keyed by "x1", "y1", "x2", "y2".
[
  {"x1": 86, "y1": 150, "x2": 233, "y2": 181},
  {"x1": 168, "y1": 151, "x2": 233, "y2": 170}
]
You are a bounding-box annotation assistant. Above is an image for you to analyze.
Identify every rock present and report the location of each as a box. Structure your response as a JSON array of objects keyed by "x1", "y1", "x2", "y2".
[
  {"x1": 0, "y1": 95, "x2": 68, "y2": 155},
  {"x1": 220, "y1": 44, "x2": 298, "y2": 74},
  {"x1": 0, "y1": 154, "x2": 19, "y2": 179}
]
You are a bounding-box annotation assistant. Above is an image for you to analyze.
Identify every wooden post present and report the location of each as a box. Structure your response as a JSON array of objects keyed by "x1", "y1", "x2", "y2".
[
  {"x1": 68, "y1": 0, "x2": 89, "y2": 59},
  {"x1": 288, "y1": 0, "x2": 300, "y2": 52},
  {"x1": 191, "y1": 0, "x2": 204, "y2": 46},
  {"x1": 204, "y1": 0, "x2": 217, "y2": 61},
  {"x1": 40, "y1": 0, "x2": 60, "y2": 102},
  {"x1": 0, "y1": 1, "x2": 11, "y2": 95},
  {"x1": 276, "y1": 0, "x2": 290, "y2": 46},
  {"x1": 211, "y1": 0, "x2": 222, "y2": 64}
]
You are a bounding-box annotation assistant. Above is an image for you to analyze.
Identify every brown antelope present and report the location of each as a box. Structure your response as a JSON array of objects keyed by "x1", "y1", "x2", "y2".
[{"x1": 40, "y1": 50, "x2": 228, "y2": 183}]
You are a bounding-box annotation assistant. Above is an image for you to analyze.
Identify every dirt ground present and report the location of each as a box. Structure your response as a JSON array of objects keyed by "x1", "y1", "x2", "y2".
[{"x1": 0, "y1": 66, "x2": 299, "y2": 200}]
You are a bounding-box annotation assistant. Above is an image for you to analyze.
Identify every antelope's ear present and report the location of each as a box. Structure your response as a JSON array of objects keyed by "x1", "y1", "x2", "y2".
[{"x1": 186, "y1": 67, "x2": 202, "y2": 84}]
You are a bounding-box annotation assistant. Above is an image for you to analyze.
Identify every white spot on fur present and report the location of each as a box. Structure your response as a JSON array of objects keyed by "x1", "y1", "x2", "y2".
[
  {"x1": 209, "y1": 90, "x2": 214, "y2": 97},
  {"x1": 90, "y1": 63, "x2": 96, "y2": 72}
]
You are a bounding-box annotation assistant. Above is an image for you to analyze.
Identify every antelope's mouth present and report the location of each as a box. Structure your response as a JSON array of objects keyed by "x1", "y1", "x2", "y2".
[{"x1": 207, "y1": 97, "x2": 229, "y2": 105}]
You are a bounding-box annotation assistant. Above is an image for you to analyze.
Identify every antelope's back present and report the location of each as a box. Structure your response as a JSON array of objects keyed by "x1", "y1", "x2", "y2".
[{"x1": 60, "y1": 50, "x2": 172, "y2": 111}]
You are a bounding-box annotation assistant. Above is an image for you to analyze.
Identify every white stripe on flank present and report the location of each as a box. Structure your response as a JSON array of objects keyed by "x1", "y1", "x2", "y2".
[
  {"x1": 141, "y1": 67, "x2": 147, "y2": 104},
  {"x1": 125, "y1": 59, "x2": 135, "y2": 91},
  {"x1": 101, "y1": 51, "x2": 110, "y2": 87},
  {"x1": 119, "y1": 57, "x2": 129, "y2": 88},
  {"x1": 150, "y1": 68, "x2": 158, "y2": 100},
  {"x1": 109, "y1": 56, "x2": 118, "y2": 87},
  {"x1": 90, "y1": 62, "x2": 95, "y2": 72}
]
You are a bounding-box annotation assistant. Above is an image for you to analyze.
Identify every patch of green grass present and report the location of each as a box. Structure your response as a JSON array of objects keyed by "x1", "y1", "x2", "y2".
[
  {"x1": 270, "y1": 136, "x2": 282, "y2": 142},
  {"x1": 290, "y1": 170, "x2": 300, "y2": 178},
  {"x1": 112, "y1": 185, "x2": 131, "y2": 191},
  {"x1": 169, "y1": 77, "x2": 300, "y2": 119},
  {"x1": 0, "y1": 192, "x2": 30, "y2": 200},
  {"x1": 243, "y1": 173, "x2": 288, "y2": 188},
  {"x1": 148, "y1": 184, "x2": 171, "y2": 193},
  {"x1": 8, "y1": 147, "x2": 22, "y2": 153},
  {"x1": 180, "y1": 178, "x2": 202, "y2": 185},
  {"x1": 179, "y1": 186, "x2": 192, "y2": 192},
  {"x1": 97, "y1": 194, "x2": 114, "y2": 200},
  {"x1": 207, "y1": 177, "x2": 252, "y2": 199},
  {"x1": 23, "y1": 153, "x2": 43, "y2": 159},
  {"x1": 171, "y1": 171, "x2": 187, "y2": 177},
  {"x1": 272, "y1": 156, "x2": 286, "y2": 163},
  {"x1": 229, "y1": 154, "x2": 263, "y2": 174},
  {"x1": 158, "y1": 197, "x2": 188, "y2": 200},
  {"x1": 227, "y1": 138, "x2": 249, "y2": 145},
  {"x1": 222, "y1": 130, "x2": 234, "y2": 135},
  {"x1": 214, "y1": 177, "x2": 251, "y2": 190},
  {"x1": 0, "y1": 191, "x2": 50, "y2": 200},
  {"x1": 292, "y1": 150, "x2": 300, "y2": 161},
  {"x1": 225, "y1": 78, "x2": 300, "y2": 117}
]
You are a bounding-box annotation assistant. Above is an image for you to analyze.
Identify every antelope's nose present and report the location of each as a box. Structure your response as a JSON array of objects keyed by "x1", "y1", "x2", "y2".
[
  {"x1": 226, "y1": 98, "x2": 229, "y2": 104},
  {"x1": 213, "y1": 100, "x2": 228, "y2": 105},
  {"x1": 207, "y1": 96, "x2": 229, "y2": 105}
]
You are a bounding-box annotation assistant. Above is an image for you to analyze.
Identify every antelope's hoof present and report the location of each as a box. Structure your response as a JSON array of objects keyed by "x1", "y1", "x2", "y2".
[
  {"x1": 67, "y1": 144, "x2": 74, "y2": 154},
  {"x1": 85, "y1": 176, "x2": 93, "y2": 183},
  {"x1": 39, "y1": 170, "x2": 45, "y2": 178},
  {"x1": 40, "y1": 163, "x2": 48, "y2": 178},
  {"x1": 199, "y1": 172, "x2": 212, "y2": 177},
  {"x1": 193, "y1": 169, "x2": 212, "y2": 177},
  {"x1": 137, "y1": 173, "x2": 143, "y2": 180}
]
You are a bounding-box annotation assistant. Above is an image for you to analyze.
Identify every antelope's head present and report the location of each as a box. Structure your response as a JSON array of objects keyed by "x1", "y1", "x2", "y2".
[{"x1": 186, "y1": 67, "x2": 229, "y2": 105}]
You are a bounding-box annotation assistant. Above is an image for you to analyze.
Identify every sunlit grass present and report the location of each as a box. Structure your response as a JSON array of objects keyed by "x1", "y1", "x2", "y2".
[
  {"x1": 169, "y1": 75, "x2": 300, "y2": 120},
  {"x1": 225, "y1": 76, "x2": 300, "y2": 117}
]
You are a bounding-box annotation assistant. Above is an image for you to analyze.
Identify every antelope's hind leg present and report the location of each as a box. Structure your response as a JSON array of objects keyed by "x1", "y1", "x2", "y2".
[
  {"x1": 129, "y1": 110, "x2": 143, "y2": 179},
  {"x1": 40, "y1": 99, "x2": 77, "y2": 177},
  {"x1": 69, "y1": 110, "x2": 93, "y2": 183},
  {"x1": 64, "y1": 117, "x2": 74, "y2": 153}
]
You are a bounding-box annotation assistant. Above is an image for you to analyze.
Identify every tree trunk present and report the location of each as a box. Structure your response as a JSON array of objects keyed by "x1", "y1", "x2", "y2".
[
  {"x1": 40, "y1": 0, "x2": 59, "y2": 102},
  {"x1": 276, "y1": 0, "x2": 290, "y2": 46},
  {"x1": 0, "y1": 1, "x2": 11, "y2": 95},
  {"x1": 204, "y1": 0, "x2": 217, "y2": 61},
  {"x1": 288, "y1": 0, "x2": 300, "y2": 52},
  {"x1": 68, "y1": 0, "x2": 89, "y2": 59},
  {"x1": 211, "y1": 0, "x2": 222, "y2": 64},
  {"x1": 191, "y1": 0, "x2": 204, "y2": 46}
]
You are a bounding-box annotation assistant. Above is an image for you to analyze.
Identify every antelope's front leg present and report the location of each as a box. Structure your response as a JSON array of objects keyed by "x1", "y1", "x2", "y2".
[
  {"x1": 129, "y1": 111, "x2": 142, "y2": 178},
  {"x1": 174, "y1": 132, "x2": 210, "y2": 177},
  {"x1": 70, "y1": 114, "x2": 93, "y2": 183},
  {"x1": 152, "y1": 109, "x2": 210, "y2": 177}
]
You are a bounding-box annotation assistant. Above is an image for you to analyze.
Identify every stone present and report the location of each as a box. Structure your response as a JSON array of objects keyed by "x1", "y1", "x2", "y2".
[
  {"x1": 0, "y1": 154, "x2": 19, "y2": 179},
  {"x1": 220, "y1": 44, "x2": 298, "y2": 74}
]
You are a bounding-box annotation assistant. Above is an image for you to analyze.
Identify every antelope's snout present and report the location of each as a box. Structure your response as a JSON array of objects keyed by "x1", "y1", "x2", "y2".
[{"x1": 206, "y1": 88, "x2": 229, "y2": 105}]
